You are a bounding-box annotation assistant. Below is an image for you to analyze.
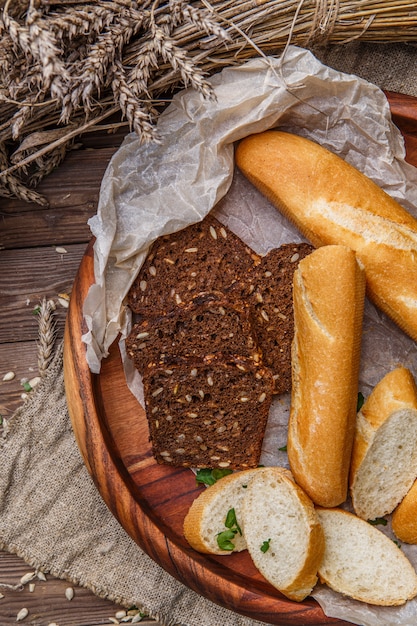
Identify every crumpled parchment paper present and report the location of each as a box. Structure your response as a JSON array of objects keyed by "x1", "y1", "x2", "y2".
[{"x1": 82, "y1": 45, "x2": 417, "y2": 626}]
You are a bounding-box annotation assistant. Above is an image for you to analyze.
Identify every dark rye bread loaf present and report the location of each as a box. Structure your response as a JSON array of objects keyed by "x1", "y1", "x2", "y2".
[
  {"x1": 125, "y1": 215, "x2": 313, "y2": 469},
  {"x1": 127, "y1": 214, "x2": 260, "y2": 316},
  {"x1": 248, "y1": 243, "x2": 314, "y2": 394},
  {"x1": 125, "y1": 291, "x2": 261, "y2": 374},
  {"x1": 142, "y1": 356, "x2": 274, "y2": 469}
]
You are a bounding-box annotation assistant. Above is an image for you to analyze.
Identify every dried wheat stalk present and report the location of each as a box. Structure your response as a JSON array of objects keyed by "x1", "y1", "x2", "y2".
[
  {"x1": 37, "y1": 297, "x2": 57, "y2": 376},
  {"x1": 1, "y1": 0, "x2": 417, "y2": 204}
]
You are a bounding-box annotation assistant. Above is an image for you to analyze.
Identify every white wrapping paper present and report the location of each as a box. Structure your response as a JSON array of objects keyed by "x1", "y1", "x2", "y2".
[{"x1": 82, "y1": 46, "x2": 417, "y2": 625}]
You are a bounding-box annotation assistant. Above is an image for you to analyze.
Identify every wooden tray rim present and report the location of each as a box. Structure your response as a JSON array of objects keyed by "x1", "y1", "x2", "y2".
[{"x1": 63, "y1": 91, "x2": 417, "y2": 626}]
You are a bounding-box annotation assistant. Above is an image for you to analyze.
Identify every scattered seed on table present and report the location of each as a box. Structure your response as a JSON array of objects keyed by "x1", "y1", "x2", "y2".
[
  {"x1": 2, "y1": 371, "x2": 15, "y2": 381},
  {"x1": 65, "y1": 587, "x2": 74, "y2": 600},
  {"x1": 36, "y1": 571, "x2": 47, "y2": 581},
  {"x1": 19, "y1": 572, "x2": 36, "y2": 585},
  {"x1": 28, "y1": 583, "x2": 35, "y2": 593},
  {"x1": 58, "y1": 297, "x2": 69, "y2": 308},
  {"x1": 115, "y1": 611, "x2": 126, "y2": 619},
  {"x1": 16, "y1": 608, "x2": 28, "y2": 621},
  {"x1": 55, "y1": 247, "x2": 67, "y2": 254}
]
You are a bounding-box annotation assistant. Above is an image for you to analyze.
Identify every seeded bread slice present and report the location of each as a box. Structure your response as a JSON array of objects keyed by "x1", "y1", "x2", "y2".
[
  {"x1": 142, "y1": 356, "x2": 274, "y2": 469},
  {"x1": 241, "y1": 467, "x2": 324, "y2": 602},
  {"x1": 247, "y1": 243, "x2": 314, "y2": 394},
  {"x1": 183, "y1": 468, "x2": 260, "y2": 554},
  {"x1": 126, "y1": 291, "x2": 262, "y2": 374},
  {"x1": 316, "y1": 508, "x2": 417, "y2": 606},
  {"x1": 127, "y1": 215, "x2": 260, "y2": 316}
]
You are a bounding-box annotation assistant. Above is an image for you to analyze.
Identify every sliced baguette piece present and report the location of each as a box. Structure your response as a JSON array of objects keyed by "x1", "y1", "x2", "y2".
[
  {"x1": 235, "y1": 130, "x2": 417, "y2": 343},
  {"x1": 241, "y1": 467, "x2": 324, "y2": 602},
  {"x1": 183, "y1": 469, "x2": 259, "y2": 554},
  {"x1": 350, "y1": 367, "x2": 417, "y2": 520},
  {"x1": 392, "y1": 478, "x2": 417, "y2": 544},
  {"x1": 287, "y1": 245, "x2": 365, "y2": 507},
  {"x1": 316, "y1": 508, "x2": 417, "y2": 606}
]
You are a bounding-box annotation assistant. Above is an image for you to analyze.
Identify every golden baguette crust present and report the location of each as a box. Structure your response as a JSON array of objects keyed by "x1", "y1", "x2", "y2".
[
  {"x1": 287, "y1": 245, "x2": 365, "y2": 507},
  {"x1": 350, "y1": 367, "x2": 417, "y2": 519},
  {"x1": 392, "y1": 479, "x2": 417, "y2": 544},
  {"x1": 235, "y1": 130, "x2": 417, "y2": 342}
]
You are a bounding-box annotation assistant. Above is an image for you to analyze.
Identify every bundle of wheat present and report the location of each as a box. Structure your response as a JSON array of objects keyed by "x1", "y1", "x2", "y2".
[{"x1": 1, "y1": 0, "x2": 417, "y2": 205}]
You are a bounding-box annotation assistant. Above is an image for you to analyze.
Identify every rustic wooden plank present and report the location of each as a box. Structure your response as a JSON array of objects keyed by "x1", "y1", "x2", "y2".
[
  {"x1": 0, "y1": 551, "x2": 159, "y2": 626},
  {"x1": 0, "y1": 243, "x2": 86, "y2": 344},
  {"x1": 79, "y1": 123, "x2": 129, "y2": 149},
  {"x1": 0, "y1": 147, "x2": 119, "y2": 249}
]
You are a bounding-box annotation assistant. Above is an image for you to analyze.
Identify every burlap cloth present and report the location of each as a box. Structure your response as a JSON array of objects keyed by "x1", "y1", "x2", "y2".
[{"x1": 1, "y1": 42, "x2": 417, "y2": 626}]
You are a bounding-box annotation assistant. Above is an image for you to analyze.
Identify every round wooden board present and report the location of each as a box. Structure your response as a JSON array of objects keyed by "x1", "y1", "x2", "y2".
[{"x1": 63, "y1": 91, "x2": 417, "y2": 625}]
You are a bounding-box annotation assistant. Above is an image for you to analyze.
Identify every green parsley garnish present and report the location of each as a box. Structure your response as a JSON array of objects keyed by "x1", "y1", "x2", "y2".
[
  {"x1": 217, "y1": 529, "x2": 238, "y2": 551},
  {"x1": 195, "y1": 468, "x2": 233, "y2": 486},
  {"x1": 278, "y1": 444, "x2": 287, "y2": 452},
  {"x1": 260, "y1": 538, "x2": 271, "y2": 553},
  {"x1": 357, "y1": 391, "x2": 365, "y2": 412},
  {"x1": 22, "y1": 382, "x2": 32, "y2": 392},
  {"x1": 216, "y1": 508, "x2": 242, "y2": 551},
  {"x1": 368, "y1": 517, "x2": 388, "y2": 526},
  {"x1": 225, "y1": 507, "x2": 242, "y2": 535}
]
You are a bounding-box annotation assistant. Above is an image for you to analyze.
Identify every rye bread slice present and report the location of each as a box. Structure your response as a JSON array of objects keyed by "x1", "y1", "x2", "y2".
[
  {"x1": 248, "y1": 243, "x2": 314, "y2": 394},
  {"x1": 142, "y1": 355, "x2": 274, "y2": 469},
  {"x1": 127, "y1": 214, "x2": 260, "y2": 316},
  {"x1": 126, "y1": 291, "x2": 261, "y2": 374}
]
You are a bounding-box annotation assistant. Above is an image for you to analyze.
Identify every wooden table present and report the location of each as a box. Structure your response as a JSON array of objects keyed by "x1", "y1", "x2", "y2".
[
  {"x1": 0, "y1": 126, "x2": 161, "y2": 625},
  {"x1": 1, "y1": 91, "x2": 417, "y2": 626}
]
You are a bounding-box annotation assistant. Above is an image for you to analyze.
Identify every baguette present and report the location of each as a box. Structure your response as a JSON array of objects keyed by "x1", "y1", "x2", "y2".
[
  {"x1": 241, "y1": 467, "x2": 324, "y2": 602},
  {"x1": 350, "y1": 367, "x2": 417, "y2": 520},
  {"x1": 287, "y1": 245, "x2": 365, "y2": 507},
  {"x1": 235, "y1": 130, "x2": 417, "y2": 343},
  {"x1": 316, "y1": 508, "x2": 417, "y2": 606},
  {"x1": 183, "y1": 469, "x2": 259, "y2": 554},
  {"x1": 392, "y1": 478, "x2": 417, "y2": 544}
]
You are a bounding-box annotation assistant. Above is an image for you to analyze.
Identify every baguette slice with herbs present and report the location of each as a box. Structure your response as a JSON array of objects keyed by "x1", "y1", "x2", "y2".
[
  {"x1": 183, "y1": 469, "x2": 259, "y2": 555},
  {"x1": 241, "y1": 467, "x2": 324, "y2": 602},
  {"x1": 317, "y1": 508, "x2": 417, "y2": 605}
]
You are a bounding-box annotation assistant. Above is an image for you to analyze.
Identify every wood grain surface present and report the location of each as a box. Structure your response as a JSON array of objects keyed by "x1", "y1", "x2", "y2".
[{"x1": 62, "y1": 91, "x2": 417, "y2": 626}]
